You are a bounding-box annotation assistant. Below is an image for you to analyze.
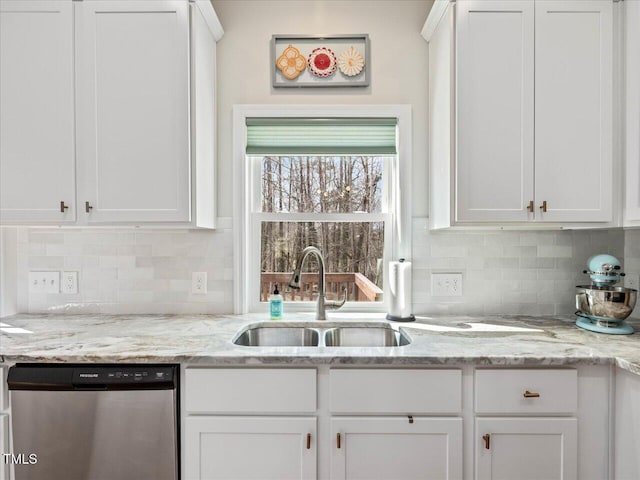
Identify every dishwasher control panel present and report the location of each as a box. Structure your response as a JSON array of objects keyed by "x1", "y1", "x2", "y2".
[{"x1": 8, "y1": 364, "x2": 177, "y2": 391}]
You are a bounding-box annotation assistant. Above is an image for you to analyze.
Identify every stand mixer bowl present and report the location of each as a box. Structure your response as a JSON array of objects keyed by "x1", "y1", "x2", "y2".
[{"x1": 575, "y1": 285, "x2": 637, "y2": 322}]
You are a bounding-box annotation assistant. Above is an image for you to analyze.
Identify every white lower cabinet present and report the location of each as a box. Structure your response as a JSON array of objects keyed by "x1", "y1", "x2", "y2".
[
  {"x1": 330, "y1": 417, "x2": 463, "y2": 480},
  {"x1": 0, "y1": 414, "x2": 8, "y2": 480},
  {"x1": 474, "y1": 368, "x2": 580, "y2": 480},
  {"x1": 183, "y1": 365, "x2": 612, "y2": 480},
  {"x1": 614, "y1": 368, "x2": 640, "y2": 480},
  {"x1": 184, "y1": 416, "x2": 317, "y2": 480},
  {"x1": 475, "y1": 417, "x2": 578, "y2": 480}
]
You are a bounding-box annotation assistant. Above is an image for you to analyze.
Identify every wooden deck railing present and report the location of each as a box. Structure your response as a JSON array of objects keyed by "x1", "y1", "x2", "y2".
[{"x1": 260, "y1": 272, "x2": 383, "y2": 302}]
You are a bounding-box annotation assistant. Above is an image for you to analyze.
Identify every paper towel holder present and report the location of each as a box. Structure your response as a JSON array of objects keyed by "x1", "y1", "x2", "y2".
[{"x1": 386, "y1": 258, "x2": 415, "y2": 322}]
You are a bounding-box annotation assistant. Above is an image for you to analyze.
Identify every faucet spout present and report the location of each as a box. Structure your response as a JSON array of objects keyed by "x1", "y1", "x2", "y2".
[{"x1": 288, "y1": 246, "x2": 346, "y2": 320}]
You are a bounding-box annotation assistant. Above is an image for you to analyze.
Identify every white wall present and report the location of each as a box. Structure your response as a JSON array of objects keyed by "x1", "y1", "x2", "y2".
[{"x1": 213, "y1": 0, "x2": 432, "y2": 218}]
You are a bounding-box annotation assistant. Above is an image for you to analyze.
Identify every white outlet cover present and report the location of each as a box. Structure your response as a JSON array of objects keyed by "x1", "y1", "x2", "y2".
[
  {"x1": 61, "y1": 271, "x2": 79, "y2": 294},
  {"x1": 192, "y1": 272, "x2": 207, "y2": 294}
]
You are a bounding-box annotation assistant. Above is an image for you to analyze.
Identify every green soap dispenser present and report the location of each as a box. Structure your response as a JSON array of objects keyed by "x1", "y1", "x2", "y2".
[{"x1": 270, "y1": 284, "x2": 283, "y2": 320}]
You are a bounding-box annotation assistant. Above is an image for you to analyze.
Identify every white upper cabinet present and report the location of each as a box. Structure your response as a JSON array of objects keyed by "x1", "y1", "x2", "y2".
[
  {"x1": 624, "y1": 0, "x2": 640, "y2": 225},
  {"x1": 535, "y1": 1, "x2": 612, "y2": 222},
  {"x1": 0, "y1": 0, "x2": 222, "y2": 227},
  {"x1": 76, "y1": 1, "x2": 191, "y2": 223},
  {"x1": 425, "y1": 0, "x2": 616, "y2": 229},
  {"x1": 456, "y1": 1, "x2": 535, "y2": 223},
  {"x1": 0, "y1": 1, "x2": 76, "y2": 223}
]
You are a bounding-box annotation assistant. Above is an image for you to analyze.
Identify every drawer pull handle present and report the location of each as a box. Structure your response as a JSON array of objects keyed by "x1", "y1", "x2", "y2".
[
  {"x1": 524, "y1": 390, "x2": 540, "y2": 398},
  {"x1": 60, "y1": 201, "x2": 69, "y2": 213},
  {"x1": 527, "y1": 200, "x2": 534, "y2": 212},
  {"x1": 408, "y1": 415, "x2": 414, "y2": 424},
  {"x1": 483, "y1": 434, "x2": 490, "y2": 450},
  {"x1": 306, "y1": 433, "x2": 311, "y2": 450},
  {"x1": 337, "y1": 433, "x2": 341, "y2": 449},
  {"x1": 85, "y1": 201, "x2": 93, "y2": 213}
]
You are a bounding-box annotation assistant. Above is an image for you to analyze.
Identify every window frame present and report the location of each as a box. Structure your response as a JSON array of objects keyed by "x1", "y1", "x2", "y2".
[{"x1": 233, "y1": 105, "x2": 412, "y2": 314}]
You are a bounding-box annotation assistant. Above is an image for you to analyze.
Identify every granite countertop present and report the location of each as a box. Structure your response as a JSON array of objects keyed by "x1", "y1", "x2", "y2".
[{"x1": 1, "y1": 313, "x2": 639, "y2": 376}]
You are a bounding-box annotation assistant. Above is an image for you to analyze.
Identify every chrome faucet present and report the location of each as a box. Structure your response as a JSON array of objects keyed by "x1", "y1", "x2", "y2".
[{"x1": 288, "y1": 246, "x2": 346, "y2": 320}]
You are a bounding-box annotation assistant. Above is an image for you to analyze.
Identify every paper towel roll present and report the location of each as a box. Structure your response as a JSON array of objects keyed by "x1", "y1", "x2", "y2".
[{"x1": 387, "y1": 259, "x2": 415, "y2": 322}]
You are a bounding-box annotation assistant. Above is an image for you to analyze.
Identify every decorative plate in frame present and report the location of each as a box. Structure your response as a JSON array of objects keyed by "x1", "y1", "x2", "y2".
[{"x1": 271, "y1": 34, "x2": 370, "y2": 88}]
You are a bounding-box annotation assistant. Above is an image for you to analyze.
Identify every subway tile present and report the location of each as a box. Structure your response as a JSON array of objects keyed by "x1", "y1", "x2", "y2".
[
  {"x1": 430, "y1": 245, "x2": 467, "y2": 258},
  {"x1": 520, "y1": 232, "x2": 555, "y2": 246},
  {"x1": 28, "y1": 231, "x2": 64, "y2": 244},
  {"x1": 537, "y1": 245, "x2": 573, "y2": 258},
  {"x1": 28, "y1": 256, "x2": 64, "y2": 269}
]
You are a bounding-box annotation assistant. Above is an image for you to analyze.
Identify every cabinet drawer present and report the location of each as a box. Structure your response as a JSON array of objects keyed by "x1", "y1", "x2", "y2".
[
  {"x1": 330, "y1": 369, "x2": 461, "y2": 414},
  {"x1": 475, "y1": 369, "x2": 577, "y2": 414},
  {"x1": 185, "y1": 368, "x2": 316, "y2": 414}
]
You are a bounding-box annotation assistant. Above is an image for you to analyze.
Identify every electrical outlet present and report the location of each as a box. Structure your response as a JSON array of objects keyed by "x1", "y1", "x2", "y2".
[
  {"x1": 61, "y1": 271, "x2": 79, "y2": 294},
  {"x1": 29, "y1": 271, "x2": 60, "y2": 294},
  {"x1": 431, "y1": 273, "x2": 463, "y2": 297},
  {"x1": 192, "y1": 272, "x2": 207, "y2": 294},
  {"x1": 625, "y1": 274, "x2": 639, "y2": 291}
]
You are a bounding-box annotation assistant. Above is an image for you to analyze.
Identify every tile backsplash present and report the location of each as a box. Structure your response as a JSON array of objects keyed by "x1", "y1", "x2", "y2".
[
  {"x1": 411, "y1": 219, "x2": 625, "y2": 316},
  {"x1": 13, "y1": 218, "x2": 631, "y2": 317},
  {"x1": 16, "y1": 224, "x2": 233, "y2": 314}
]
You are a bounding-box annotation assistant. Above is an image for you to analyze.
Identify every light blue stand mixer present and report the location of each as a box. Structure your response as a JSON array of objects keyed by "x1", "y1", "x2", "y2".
[{"x1": 576, "y1": 254, "x2": 637, "y2": 335}]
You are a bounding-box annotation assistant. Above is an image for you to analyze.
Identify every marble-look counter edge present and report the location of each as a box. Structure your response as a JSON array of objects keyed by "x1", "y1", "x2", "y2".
[{"x1": 1, "y1": 313, "x2": 639, "y2": 376}]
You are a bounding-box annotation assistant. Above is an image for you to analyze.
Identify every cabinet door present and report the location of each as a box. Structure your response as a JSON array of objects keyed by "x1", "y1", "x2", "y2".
[
  {"x1": 624, "y1": 0, "x2": 640, "y2": 224},
  {"x1": 0, "y1": 1, "x2": 76, "y2": 223},
  {"x1": 76, "y1": 1, "x2": 191, "y2": 223},
  {"x1": 476, "y1": 418, "x2": 577, "y2": 480},
  {"x1": 456, "y1": 1, "x2": 534, "y2": 222},
  {"x1": 184, "y1": 416, "x2": 317, "y2": 480},
  {"x1": 331, "y1": 417, "x2": 462, "y2": 480},
  {"x1": 535, "y1": 1, "x2": 613, "y2": 222},
  {"x1": 0, "y1": 415, "x2": 7, "y2": 480},
  {"x1": 615, "y1": 368, "x2": 640, "y2": 480}
]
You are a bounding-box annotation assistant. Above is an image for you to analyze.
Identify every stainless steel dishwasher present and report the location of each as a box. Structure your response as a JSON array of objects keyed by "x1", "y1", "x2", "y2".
[{"x1": 8, "y1": 364, "x2": 178, "y2": 480}]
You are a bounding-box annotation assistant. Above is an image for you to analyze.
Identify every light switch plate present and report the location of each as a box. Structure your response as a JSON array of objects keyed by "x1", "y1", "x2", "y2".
[{"x1": 29, "y1": 271, "x2": 60, "y2": 294}]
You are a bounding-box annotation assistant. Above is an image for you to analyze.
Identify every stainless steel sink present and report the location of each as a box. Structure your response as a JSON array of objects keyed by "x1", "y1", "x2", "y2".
[
  {"x1": 324, "y1": 325, "x2": 411, "y2": 347},
  {"x1": 233, "y1": 326, "x2": 319, "y2": 346},
  {"x1": 232, "y1": 322, "x2": 411, "y2": 347}
]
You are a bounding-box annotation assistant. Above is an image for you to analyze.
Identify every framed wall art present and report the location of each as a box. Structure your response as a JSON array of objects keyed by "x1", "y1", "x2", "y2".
[{"x1": 271, "y1": 34, "x2": 370, "y2": 88}]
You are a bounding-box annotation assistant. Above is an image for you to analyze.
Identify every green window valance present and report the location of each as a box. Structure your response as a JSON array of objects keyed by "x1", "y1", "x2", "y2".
[{"x1": 246, "y1": 117, "x2": 398, "y2": 155}]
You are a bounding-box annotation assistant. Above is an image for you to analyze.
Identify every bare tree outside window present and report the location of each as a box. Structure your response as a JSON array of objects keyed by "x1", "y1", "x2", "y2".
[{"x1": 259, "y1": 156, "x2": 386, "y2": 303}]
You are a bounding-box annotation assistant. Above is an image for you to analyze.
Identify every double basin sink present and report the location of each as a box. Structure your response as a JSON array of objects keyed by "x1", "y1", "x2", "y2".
[{"x1": 232, "y1": 322, "x2": 411, "y2": 348}]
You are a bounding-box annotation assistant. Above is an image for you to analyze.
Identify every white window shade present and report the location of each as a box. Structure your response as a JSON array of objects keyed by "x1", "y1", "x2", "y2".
[{"x1": 246, "y1": 118, "x2": 398, "y2": 155}]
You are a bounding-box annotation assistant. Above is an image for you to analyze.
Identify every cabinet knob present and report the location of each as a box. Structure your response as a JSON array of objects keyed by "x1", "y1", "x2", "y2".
[
  {"x1": 60, "y1": 201, "x2": 69, "y2": 213},
  {"x1": 539, "y1": 200, "x2": 548, "y2": 213},
  {"x1": 527, "y1": 200, "x2": 534, "y2": 212},
  {"x1": 483, "y1": 434, "x2": 490, "y2": 450},
  {"x1": 337, "y1": 433, "x2": 341, "y2": 449},
  {"x1": 306, "y1": 433, "x2": 311, "y2": 450},
  {"x1": 523, "y1": 390, "x2": 540, "y2": 398},
  {"x1": 85, "y1": 201, "x2": 93, "y2": 213}
]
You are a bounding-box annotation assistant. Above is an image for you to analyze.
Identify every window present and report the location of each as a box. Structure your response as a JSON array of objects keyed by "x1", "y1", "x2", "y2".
[{"x1": 234, "y1": 106, "x2": 412, "y2": 314}]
